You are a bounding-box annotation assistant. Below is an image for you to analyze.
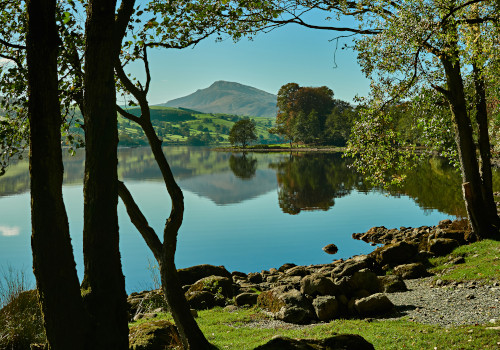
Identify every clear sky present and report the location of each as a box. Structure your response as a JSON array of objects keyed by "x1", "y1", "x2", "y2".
[{"x1": 123, "y1": 14, "x2": 371, "y2": 106}]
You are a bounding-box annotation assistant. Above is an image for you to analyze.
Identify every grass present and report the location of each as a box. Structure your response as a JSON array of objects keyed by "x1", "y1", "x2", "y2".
[
  {"x1": 129, "y1": 239, "x2": 500, "y2": 349},
  {"x1": 129, "y1": 307, "x2": 500, "y2": 350},
  {"x1": 429, "y1": 239, "x2": 500, "y2": 283}
]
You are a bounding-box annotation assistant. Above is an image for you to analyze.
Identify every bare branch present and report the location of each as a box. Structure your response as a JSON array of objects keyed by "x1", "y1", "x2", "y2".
[
  {"x1": 143, "y1": 46, "x2": 151, "y2": 94},
  {"x1": 116, "y1": 104, "x2": 142, "y2": 124},
  {"x1": 117, "y1": 181, "x2": 163, "y2": 260},
  {"x1": 0, "y1": 38, "x2": 25, "y2": 50},
  {"x1": 0, "y1": 53, "x2": 22, "y2": 69}
]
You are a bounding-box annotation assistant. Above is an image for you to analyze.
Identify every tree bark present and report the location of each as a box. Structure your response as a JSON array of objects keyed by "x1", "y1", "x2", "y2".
[
  {"x1": 26, "y1": 0, "x2": 87, "y2": 348},
  {"x1": 473, "y1": 63, "x2": 500, "y2": 227},
  {"x1": 441, "y1": 54, "x2": 498, "y2": 238},
  {"x1": 82, "y1": 0, "x2": 129, "y2": 348}
]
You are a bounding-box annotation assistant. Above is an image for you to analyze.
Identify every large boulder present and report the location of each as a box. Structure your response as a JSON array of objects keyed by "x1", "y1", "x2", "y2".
[
  {"x1": 354, "y1": 293, "x2": 394, "y2": 316},
  {"x1": 254, "y1": 335, "x2": 375, "y2": 350},
  {"x1": 185, "y1": 290, "x2": 224, "y2": 310},
  {"x1": 186, "y1": 276, "x2": 233, "y2": 298},
  {"x1": 300, "y1": 274, "x2": 337, "y2": 297},
  {"x1": 257, "y1": 288, "x2": 315, "y2": 324},
  {"x1": 176, "y1": 264, "x2": 231, "y2": 286},
  {"x1": 393, "y1": 262, "x2": 429, "y2": 279},
  {"x1": 129, "y1": 320, "x2": 182, "y2": 350},
  {"x1": 371, "y1": 241, "x2": 418, "y2": 266},
  {"x1": 312, "y1": 296, "x2": 340, "y2": 321},
  {"x1": 346, "y1": 269, "x2": 381, "y2": 294},
  {"x1": 235, "y1": 292, "x2": 259, "y2": 307},
  {"x1": 332, "y1": 255, "x2": 374, "y2": 278},
  {"x1": 428, "y1": 238, "x2": 460, "y2": 256},
  {"x1": 378, "y1": 275, "x2": 407, "y2": 293}
]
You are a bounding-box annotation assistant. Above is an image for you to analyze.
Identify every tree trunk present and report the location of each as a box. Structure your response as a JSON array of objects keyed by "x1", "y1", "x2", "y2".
[
  {"x1": 26, "y1": 0, "x2": 87, "y2": 348},
  {"x1": 441, "y1": 55, "x2": 498, "y2": 238},
  {"x1": 473, "y1": 63, "x2": 500, "y2": 227},
  {"x1": 143, "y1": 122, "x2": 213, "y2": 349},
  {"x1": 82, "y1": 0, "x2": 129, "y2": 348}
]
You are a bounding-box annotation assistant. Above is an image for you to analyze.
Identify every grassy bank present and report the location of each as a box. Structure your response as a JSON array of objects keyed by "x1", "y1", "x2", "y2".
[{"x1": 128, "y1": 239, "x2": 500, "y2": 349}]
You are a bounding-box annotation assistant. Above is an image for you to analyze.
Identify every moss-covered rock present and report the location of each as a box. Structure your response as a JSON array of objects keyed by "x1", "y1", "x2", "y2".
[
  {"x1": 187, "y1": 276, "x2": 233, "y2": 299},
  {"x1": 177, "y1": 265, "x2": 231, "y2": 286},
  {"x1": 128, "y1": 320, "x2": 182, "y2": 350}
]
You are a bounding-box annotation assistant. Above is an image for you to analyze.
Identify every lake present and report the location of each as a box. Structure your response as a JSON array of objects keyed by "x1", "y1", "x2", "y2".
[{"x1": 0, "y1": 146, "x2": 478, "y2": 292}]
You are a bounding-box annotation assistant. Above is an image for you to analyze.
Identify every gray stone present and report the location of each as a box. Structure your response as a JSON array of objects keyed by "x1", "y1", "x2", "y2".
[
  {"x1": 428, "y1": 238, "x2": 460, "y2": 256},
  {"x1": 347, "y1": 269, "x2": 381, "y2": 294},
  {"x1": 300, "y1": 274, "x2": 336, "y2": 297},
  {"x1": 257, "y1": 288, "x2": 315, "y2": 324},
  {"x1": 378, "y1": 275, "x2": 408, "y2": 293},
  {"x1": 393, "y1": 262, "x2": 429, "y2": 279},
  {"x1": 354, "y1": 293, "x2": 394, "y2": 316},
  {"x1": 235, "y1": 292, "x2": 259, "y2": 306},
  {"x1": 177, "y1": 264, "x2": 231, "y2": 286},
  {"x1": 312, "y1": 295, "x2": 339, "y2": 321},
  {"x1": 322, "y1": 243, "x2": 339, "y2": 255}
]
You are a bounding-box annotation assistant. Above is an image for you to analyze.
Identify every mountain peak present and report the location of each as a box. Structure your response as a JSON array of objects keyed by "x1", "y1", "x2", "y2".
[{"x1": 163, "y1": 81, "x2": 277, "y2": 118}]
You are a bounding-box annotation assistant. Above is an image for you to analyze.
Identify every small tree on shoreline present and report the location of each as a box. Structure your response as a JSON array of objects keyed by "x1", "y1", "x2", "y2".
[{"x1": 229, "y1": 118, "x2": 257, "y2": 148}]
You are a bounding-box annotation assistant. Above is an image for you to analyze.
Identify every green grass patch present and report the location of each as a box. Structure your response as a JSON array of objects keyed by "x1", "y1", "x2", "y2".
[
  {"x1": 130, "y1": 307, "x2": 500, "y2": 350},
  {"x1": 429, "y1": 239, "x2": 500, "y2": 282}
]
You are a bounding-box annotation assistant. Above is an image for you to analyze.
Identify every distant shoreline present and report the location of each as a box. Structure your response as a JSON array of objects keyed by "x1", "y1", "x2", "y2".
[{"x1": 213, "y1": 146, "x2": 347, "y2": 153}]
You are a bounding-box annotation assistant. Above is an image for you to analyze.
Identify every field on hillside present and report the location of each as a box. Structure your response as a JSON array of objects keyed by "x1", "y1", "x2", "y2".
[{"x1": 117, "y1": 106, "x2": 281, "y2": 147}]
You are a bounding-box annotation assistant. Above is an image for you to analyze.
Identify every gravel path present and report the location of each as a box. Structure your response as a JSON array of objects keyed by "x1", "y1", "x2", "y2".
[{"x1": 384, "y1": 277, "x2": 500, "y2": 327}]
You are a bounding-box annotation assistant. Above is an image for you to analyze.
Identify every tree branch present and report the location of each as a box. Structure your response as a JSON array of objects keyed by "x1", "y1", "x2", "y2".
[
  {"x1": 116, "y1": 104, "x2": 142, "y2": 124},
  {"x1": 117, "y1": 180, "x2": 163, "y2": 261},
  {"x1": 0, "y1": 38, "x2": 25, "y2": 50}
]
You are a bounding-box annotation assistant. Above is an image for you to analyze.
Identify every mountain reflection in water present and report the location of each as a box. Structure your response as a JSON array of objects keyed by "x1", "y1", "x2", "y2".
[{"x1": 0, "y1": 146, "x2": 483, "y2": 216}]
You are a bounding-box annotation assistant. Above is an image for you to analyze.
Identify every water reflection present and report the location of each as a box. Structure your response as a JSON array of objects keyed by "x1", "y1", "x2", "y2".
[
  {"x1": 0, "y1": 146, "x2": 495, "y2": 216},
  {"x1": 229, "y1": 153, "x2": 258, "y2": 180}
]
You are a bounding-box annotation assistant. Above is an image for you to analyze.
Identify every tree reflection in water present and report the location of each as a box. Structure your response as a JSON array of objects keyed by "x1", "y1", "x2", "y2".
[{"x1": 229, "y1": 153, "x2": 258, "y2": 180}]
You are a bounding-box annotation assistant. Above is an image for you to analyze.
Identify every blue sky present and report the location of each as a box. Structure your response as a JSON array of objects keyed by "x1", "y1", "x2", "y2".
[{"x1": 123, "y1": 15, "x2": 371, "y2": 106}]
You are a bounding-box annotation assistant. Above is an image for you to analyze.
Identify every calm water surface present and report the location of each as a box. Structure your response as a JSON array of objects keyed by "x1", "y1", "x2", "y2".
[{"x1": 0, "y1": 147, "x2": 474, "y2": 292}]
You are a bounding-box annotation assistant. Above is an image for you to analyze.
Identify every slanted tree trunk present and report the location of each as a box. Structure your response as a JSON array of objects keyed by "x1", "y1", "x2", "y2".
[
  {"x1": 26, "y1": 0, "x2": 87, "y2": 348},
  {"x1": 440, "y1": 53, "x2": 498, "y2": 238},
  {"x1": 82, "y1": 0, "x2": 131, "y2": 348},
  {"x1": 115, "y1": 59, "x2": 213, "y2": 349}
]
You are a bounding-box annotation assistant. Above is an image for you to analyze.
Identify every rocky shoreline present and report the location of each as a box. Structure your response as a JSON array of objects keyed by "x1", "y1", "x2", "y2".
[{"x1": 128, "y1": 219, "x2": 499, "y2": 329}]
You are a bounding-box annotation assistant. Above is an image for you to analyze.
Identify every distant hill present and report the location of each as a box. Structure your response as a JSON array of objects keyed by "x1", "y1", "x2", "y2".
[{"x1": 161, "y1": 81, "x2": 277, "y2": 118}]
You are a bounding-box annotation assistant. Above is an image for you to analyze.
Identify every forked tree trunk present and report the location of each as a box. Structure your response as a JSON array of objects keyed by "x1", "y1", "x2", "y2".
[
  {"x1": 26, "y1": 0, "x2": 87, "y2": 348},
  {"x1": 82, "y1": 0, "x2": 129, "y2": 348},
  {"x1": 441, "y1": 54, "x2": 498, "y2": 238}
]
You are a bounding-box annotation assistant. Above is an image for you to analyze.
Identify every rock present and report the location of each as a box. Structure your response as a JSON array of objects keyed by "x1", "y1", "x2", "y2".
[
  {"x1": 322, "y1": 243, "x2": 338, "y2": 255},
  {"x1": 248, "y1": 272, "x2": 263, "y2": 284},
  {"x1": 187, "y1": 276, "x2": 233, "y2": 298},
  {"x1": 129, "y1": 320, "x2": 182, "y2": 350},
  {"x1": 332, "y1": 255, "x2": 374, "y2": 278},
  {"x1": 231, "y1": 271, "x2": 247, "y2": 279},
  {"x1": 354, "y1": 293, "x2": 394, "y2": 316},
  {"x1": 128, "y1": 290, "x2": 167, "y2": 318},
  {"x1": 235, "y1": 292, "x2": 259, "y2": 306},
  {"x1": 284, "y1": 266, "x2": 310, "y2": 277},
  {"x1": 434, "y1": 229, "x2": 466, "y2": 244},
  {"x1": 438, "y1": 219, "x2": 452, "y2": 228},
  {"x1": 278, "y1": 263, "x2": 297, "y2": 272},
  {"x1": 378, "y1": 275, "x2": 408, "y2": 293},
  {"x1": 185, "y1": 291, "x2": 224, "y2": 310},
  {"x1": 300, "y1": 274, "x2": 337, "y2": 297},
  {"x1": 393, "y1": 262, "x2": 429, "y2": 279},
  {"x1": 177, "y1": 264, "x2": 231, "y2": 286},
  {"x1": 254, "y1": 334, "x2": 375, "y2": 350},
  {"x1": 347, "y1": 269, "x2": 381, "y2": 294},
  {"x1": 371, "y1": 241, "x2": 418, "y2": 266},
  {"x1": 312, "y1": 296, "x2": 339, "y2": 321},
  {"x1": 257, "y1": 288, "x2": 315, "y2": 324},
  {"x1": 428, "y1": 238, "x2": 460, "y2": 256}
]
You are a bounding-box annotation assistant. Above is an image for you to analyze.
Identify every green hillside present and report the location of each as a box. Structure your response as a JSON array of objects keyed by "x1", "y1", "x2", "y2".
[{"x1": 117, "y1": 106, "x2": 281, "y2": 147}]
